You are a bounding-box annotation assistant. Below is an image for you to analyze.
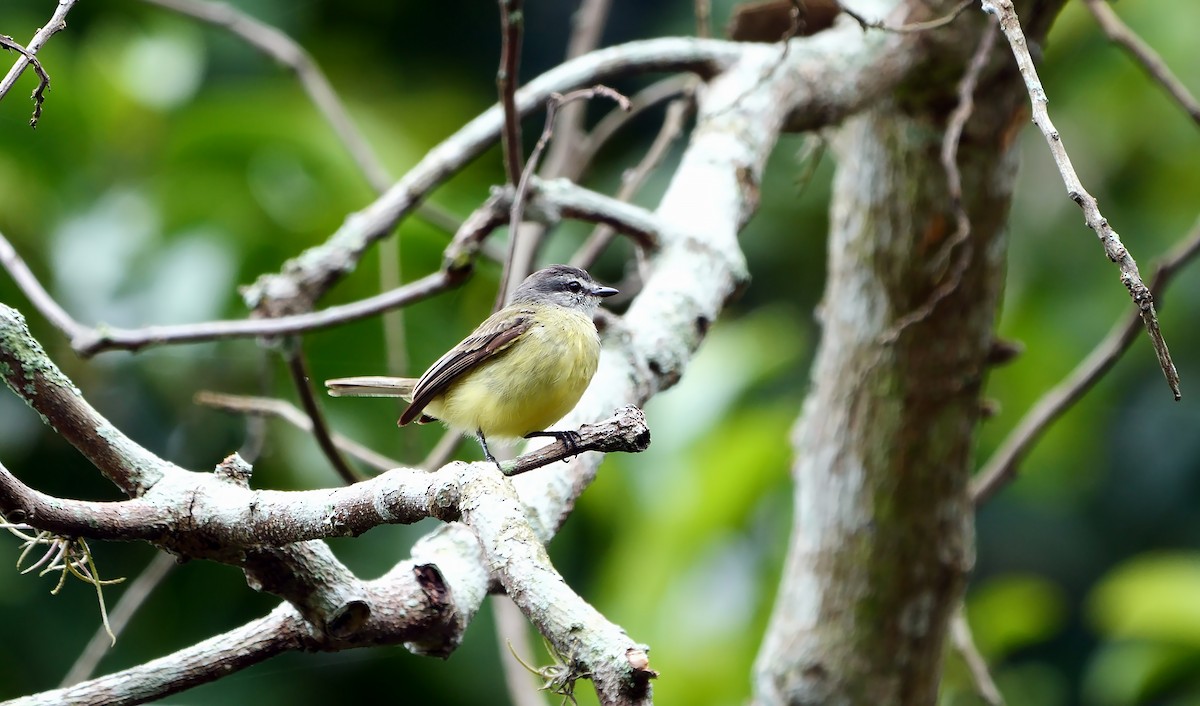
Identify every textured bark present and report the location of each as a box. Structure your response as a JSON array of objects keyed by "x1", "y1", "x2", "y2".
[{"x1": 753, "y1": 3, "x2": 1064, "y2": 701}]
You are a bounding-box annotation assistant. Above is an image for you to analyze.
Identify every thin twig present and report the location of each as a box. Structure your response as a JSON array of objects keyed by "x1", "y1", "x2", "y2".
[
  {"x1": 982, "y1": 0, "x2": 1180, "y2": 400},
  {"x1": 579, "y1": 75, "x2": 695, "y2": 170},
  {"x1": 0, "y1": 35, "x2": 51, "y2": 127},
  {"x1": 695, "y1": 0, "x2": 713, "y2": 38},
  {"x1": 0, "y1": 231, "x2": 462, "y2": 355},
  {"x1": 1080, "y1": 0, "x2": 1200, "y2": 127},
  {"x1": 496, "y1": 596, "x2": 551, "y2": 706},
  {"x1": 972, "y1": 218, "x2": 1200, "y2": 504},
  {"x1": 494, "y1": 86, "x2": 631, "y2": 311},
  {"x1": 61, "y1": 552, "x2": 177, "y2": 687},
  {"x1": 840, "y1": 0, "x2": 974, "y2": 34},
  {"x1": 139, "y1": 0, "x2": 459, "y2": 232},
  {"x1": 0, "y1": 229, "x2": 84, "y2": 340},
  {"x1": 0, "y1": 0, "x2": 77, "y2": 125},
  {"x1": 546, "y1": 0, "x2": 612, "y2": 176},
  {"x1": 421, "y1": 430, "x2": 464, "y2": 472},
  {"x1": 497, "y1": 0, "x2": 526, "y2": 187},
  {"x1": 494, "y1": 0, "x2": 529, "y2": 303},
  {"x1": 284, "y1": 345, "x2": 365, "y2": 484},
  {"x1": 950, "y1": 606, "x2": 1005, "y2": 706},
  {"x1": 880, "y1": 17, "x2": 998, "y2": 342},
  {"x1": 507, "y1": 0, "x2": 612, "y2": 285},
  {"x1": 195, "y1": 391, "x2": 402, "y2": 472},
  {"x1": 139, "y1": 0, "x2": 469, "y2": 391},
  {"x1": 572, "y1": 94, "x2": 692, "y2": 269}
]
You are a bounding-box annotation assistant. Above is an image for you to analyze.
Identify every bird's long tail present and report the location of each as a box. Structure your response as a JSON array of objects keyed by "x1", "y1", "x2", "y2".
[{"x1": 325, "y1": 376, "x2": 417, "y2": 399}]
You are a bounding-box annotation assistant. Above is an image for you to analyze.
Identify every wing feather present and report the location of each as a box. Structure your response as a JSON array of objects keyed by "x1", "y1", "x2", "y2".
[{"x1": 398, "y1": 309, "x2": 535, "y2": 426}]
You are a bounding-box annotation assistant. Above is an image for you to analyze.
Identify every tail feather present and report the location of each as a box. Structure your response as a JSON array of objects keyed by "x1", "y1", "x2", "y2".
[{"x1": 325, "y1": 376, "x2": 417, "y2": 399}]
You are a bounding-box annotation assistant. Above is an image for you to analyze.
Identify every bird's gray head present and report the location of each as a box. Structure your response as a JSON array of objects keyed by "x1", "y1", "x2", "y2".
[{"x1": 511, "y1": 265, "x2": 618, "y2": 313}]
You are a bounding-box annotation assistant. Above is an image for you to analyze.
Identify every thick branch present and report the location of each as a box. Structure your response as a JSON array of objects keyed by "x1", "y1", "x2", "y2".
[
  {"x1": 0, "y1": 408, "x2": 650, "y2": 547},
  {"x1": 0, "y1": 305, "x2": 167, "y2": 494},
  {"x1": 461, "y1": 459, "x2": 655, "y2": 705},
  {"x1": 8, "y1": 565, "x2": 454, "y2": 706}
]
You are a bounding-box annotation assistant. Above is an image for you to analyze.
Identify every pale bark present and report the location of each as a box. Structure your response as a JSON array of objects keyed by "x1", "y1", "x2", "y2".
[{"x1": 754, "y1": 2, "x2": 1065, "y2": 702}]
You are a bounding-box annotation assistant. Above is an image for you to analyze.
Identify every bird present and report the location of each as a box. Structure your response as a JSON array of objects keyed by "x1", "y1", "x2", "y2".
[{"x1": 326, "y1": 265, "x2": 618, "y2": 469}]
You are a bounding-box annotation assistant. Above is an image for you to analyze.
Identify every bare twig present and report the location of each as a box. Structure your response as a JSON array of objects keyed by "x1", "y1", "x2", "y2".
[
  {"x1": 0, "y1": 35, "x2": 51, "y2": 127},
  {"x1": 495, "y1": 86, "x2": 631, "y2": 311},
  {"x1": 579, "y1": 75, "x2": 695, "y2": 170},
  {"x1": 982, "y1": 0, "x2": 1180, "y2": 400},
  {"x1": 572, "y1": 94, "x2": 692, "y2": 269},
  {"x1": 0, "y1": 230, "x2": 84, "y2": 340},
  {"x1": 498, "y1": 0, "x2": 526, "y2": 187},
  {"x1": 507, "y1": 0, "x2": 612, "y2": 285},
  {"x1": 195, "y1": 391, "x2": 403, "y2": 472},
  {"x1": 421, "y1": 430, "x2": 464, "y2": 471},
  {"x1": 61, "y1": 551, "x2": 177, "y2": 687},
  {"x1": 0, "y1": 0, "x2": 77, "y2": 125},
  {"x1": 546, "y1": 0, "x2": 613, "y2": 176},
  {"x1": 284, "y1": 345, "x2": 364, "y2": 484},
  {"x1": 0, "y1": 231, "x2": 463, "y2": 355},
  {"x1": 840, "y1": 0, "x2": 974, "y2": 34},
  {"x1": 695, "y1": 0, "x2": 713, "y2": 38},
  {"x1": 972, "y1": 219, "x2": 1200, "y2": 504},
  {"x1": 139, "y1": 0, "x2": 460, "y2": 232},
  {"x1": 496, "y1": 596, "x2": 551, "y2": 706},
  {"x1": 1080, "y1": 0, "x2": 1200, "y2": 127},
  {"x1": 950, "y1": 606, "x2": 1005, "y2": 706},
  {"x1": 502, "y1": 405, "x2": 650, "y2": 476}
]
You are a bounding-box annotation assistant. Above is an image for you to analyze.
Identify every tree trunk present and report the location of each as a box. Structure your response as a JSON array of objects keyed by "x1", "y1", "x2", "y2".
[{"x1": 752, "y1": 6, "x2": 1061, "y2": 699}]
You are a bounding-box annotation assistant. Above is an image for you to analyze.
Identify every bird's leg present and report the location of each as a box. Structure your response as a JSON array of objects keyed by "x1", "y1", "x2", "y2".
[
  {"x1": 524, "y1": 430, "x2": 583, "y2": 458},
  {"x1": 476, "y1": 429, "x2": 504, "y2": 473}
]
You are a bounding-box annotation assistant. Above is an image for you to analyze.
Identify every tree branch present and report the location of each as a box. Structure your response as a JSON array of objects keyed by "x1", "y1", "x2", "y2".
[
  {"x1": 972, "y1": 218, "x2": 1200, "y2": 504},
  {"x1": 283, "y1": 345, "x2": 365, "y2": 484},
  {"x1": 496, "y1": 86, "x2": 631, "y2": 310},
  {"x1": 0, "y1": 407, "x2": 649, "y2": 547},
  {"x1": 0, "y1": 0, "x2": 77, "y2": 125},
  {"x1": 982, "y1": 0, "x2": 1180, "y2": 399},
  {"x1": 194, "y1": 391, "x2": 402, "y2": 472},
  {"x1": 497, "y1": 0, "x2": 526, "y2": 187},
  {"x1": 139, "y1": 0, "x2": 460, "y2": 232},
  {"x1": 240, "y1": 38, "x2": 741, "y2": 317},
  {"x1": 0, "y1": 230, "x2": 464, "y2": 356},
  {"x1": 1080, "y1": 0, "x2": 1200, "y2": 127},
  {"x1": 0, "y1": 305, "x2": 168, "y2": 495}
]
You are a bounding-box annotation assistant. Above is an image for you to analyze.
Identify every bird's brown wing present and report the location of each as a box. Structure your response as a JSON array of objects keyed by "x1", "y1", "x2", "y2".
[{"x1": 398, "y1": 309, "x2": 535, "y2": 426}]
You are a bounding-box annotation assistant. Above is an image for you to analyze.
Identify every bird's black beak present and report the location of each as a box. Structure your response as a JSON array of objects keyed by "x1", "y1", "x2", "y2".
[{"x1": 591, "y1": 285, "x2": 619, "y2": 298}]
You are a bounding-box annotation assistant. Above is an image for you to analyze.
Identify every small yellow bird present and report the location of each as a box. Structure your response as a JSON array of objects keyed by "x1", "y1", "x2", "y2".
[{"x1": 326, "y1": 265, "x2": 618, "y2": 467}]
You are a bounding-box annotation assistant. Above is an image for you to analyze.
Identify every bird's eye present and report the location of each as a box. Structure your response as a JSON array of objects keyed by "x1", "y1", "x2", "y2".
[{"x1": 566, "y1": 280, "x2": 584, "y2": 294}]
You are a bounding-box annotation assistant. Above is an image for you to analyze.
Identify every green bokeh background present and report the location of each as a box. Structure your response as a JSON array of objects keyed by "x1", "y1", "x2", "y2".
[{"x1": 0, "y1": 1, "x2": 1198, "y2": 704}]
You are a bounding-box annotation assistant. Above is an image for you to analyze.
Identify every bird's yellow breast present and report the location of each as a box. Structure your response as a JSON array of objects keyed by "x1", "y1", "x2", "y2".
[{"x1": 424, "y1": 307, "x2": 601, "y2": 439}]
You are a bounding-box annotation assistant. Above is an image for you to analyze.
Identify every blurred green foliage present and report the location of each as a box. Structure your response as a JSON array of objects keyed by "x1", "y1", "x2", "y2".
[{"x1": 0, "y1": 0, "x2": 1199, "y2": 704}]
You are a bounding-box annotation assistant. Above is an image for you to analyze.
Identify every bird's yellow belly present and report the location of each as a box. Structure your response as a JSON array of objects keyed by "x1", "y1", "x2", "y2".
[{"x1": 426, "y1": 311, "x2": 601, "y2": 439}]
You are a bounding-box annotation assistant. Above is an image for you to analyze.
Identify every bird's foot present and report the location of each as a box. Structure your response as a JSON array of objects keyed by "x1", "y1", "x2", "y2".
[{"x1": 524, "y1": 429, "x2": 583, "y2": 457}]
